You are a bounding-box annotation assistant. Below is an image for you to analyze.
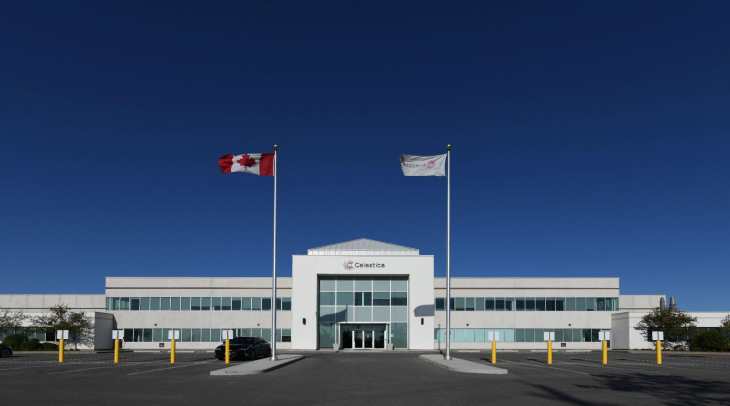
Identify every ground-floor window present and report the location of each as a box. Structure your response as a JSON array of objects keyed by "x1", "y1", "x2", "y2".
[
  {"x1": 434, "y1": 328, "x2": 609, "y2": 343},
  {"x1": 120, "y1": 328, "x2": 291, "y2": 343}
]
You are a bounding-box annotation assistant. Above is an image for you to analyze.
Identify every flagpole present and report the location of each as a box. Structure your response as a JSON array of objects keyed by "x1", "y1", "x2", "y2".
[
  {"x1": 271, "y1": 144, "x2": 278, "y2": 361},
  {"x1": 446, "y1": 144, "x2": 451, "y2": 360}
]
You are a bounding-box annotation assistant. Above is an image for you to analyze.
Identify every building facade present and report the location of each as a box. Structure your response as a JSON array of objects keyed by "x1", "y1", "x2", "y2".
[{"x1": 2, "y1": 239, "x2": 727, "y2": 351}]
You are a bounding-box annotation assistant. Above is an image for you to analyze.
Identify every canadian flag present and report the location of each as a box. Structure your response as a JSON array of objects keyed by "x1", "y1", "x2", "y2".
[{"x1": 218, "y1": 152, "x2": 274, "y2": 176}]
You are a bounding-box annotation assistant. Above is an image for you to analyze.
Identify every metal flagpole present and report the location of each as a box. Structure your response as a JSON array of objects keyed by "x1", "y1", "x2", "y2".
[
  {"x1": 271, "y1": 144, "x2": 278, "y2": 361},
  {"x1": 446, "y1": 144, "x2": 451, "y2": 360}
]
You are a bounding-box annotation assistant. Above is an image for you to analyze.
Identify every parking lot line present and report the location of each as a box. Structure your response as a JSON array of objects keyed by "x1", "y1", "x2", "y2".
[
  {"x1": 126, "y1": 360, "x2": 216, "y2": 376},
  {"x1": 500, "y1": 359, "x2": 593, "y2": 376}
]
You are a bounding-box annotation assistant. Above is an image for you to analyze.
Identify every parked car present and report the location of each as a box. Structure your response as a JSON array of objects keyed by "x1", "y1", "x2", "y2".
[
  {"x1": 215, "y1": 337, "x2": 271, "y2": 361},
  {"x1": 0, "y1": 343, "x2": 13, "y2": 358}
]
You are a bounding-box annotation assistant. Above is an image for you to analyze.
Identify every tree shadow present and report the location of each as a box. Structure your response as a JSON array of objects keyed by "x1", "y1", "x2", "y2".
[{"x1": 573, "y1": 372, "x2": 730, "y2": 406}]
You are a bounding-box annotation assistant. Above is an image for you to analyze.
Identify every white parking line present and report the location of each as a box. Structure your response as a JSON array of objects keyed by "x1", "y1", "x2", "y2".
[
  {"x1": 126, "y1": 360, "x2": 215, "y2": 376},
  {"x1": 46, "y1": 361, "x2": 163, "y2": 375},
  {"x1": 500, "y1": 359, "x2": 593, "y2": 376}
]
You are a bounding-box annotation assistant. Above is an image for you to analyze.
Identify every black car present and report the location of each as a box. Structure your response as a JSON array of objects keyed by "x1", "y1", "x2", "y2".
[
  {"x1": 215, "y1": 337, "x2": 271, "y2": 361},
  {"x1": 0, "y1": 343, "x2": 12, "y2": 358}
]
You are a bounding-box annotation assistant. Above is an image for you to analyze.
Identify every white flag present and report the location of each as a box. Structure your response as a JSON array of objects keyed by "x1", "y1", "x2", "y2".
[{"x1": 400, "y1": 154, "x2": 447, "y2": 176}]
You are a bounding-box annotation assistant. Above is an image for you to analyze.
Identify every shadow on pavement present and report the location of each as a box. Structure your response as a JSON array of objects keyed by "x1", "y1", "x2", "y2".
[{"x1": 574, "y1": 373, "x2": 730, "y2": 406}]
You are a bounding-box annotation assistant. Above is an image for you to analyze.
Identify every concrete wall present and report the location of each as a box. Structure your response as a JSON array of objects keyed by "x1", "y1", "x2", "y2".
[
  {"x1": 291, "y1": 254, "x2": 435, "y2": 350},
  {"x1": 619, "y1": 295, "x2": 664, "y2": 312},
  {"x1": 0, "y1": 294, "x2": 105, "y2": 312},
  {"x1": 106, "y1": 277, "x2": 293, "y2": 350}
]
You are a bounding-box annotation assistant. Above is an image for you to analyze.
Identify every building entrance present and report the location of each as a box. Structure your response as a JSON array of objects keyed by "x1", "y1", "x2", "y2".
[{"x1": 340, "y1": 323, "x2": 387, "y2": 349}]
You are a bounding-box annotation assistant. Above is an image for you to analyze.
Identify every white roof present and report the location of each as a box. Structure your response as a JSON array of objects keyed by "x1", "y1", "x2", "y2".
[{"x1": 307, "y1": 238, "x2": 419, "y2": 256}]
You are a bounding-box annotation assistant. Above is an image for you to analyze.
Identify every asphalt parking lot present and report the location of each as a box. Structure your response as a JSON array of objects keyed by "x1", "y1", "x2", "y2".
[{"x1": 1, "y1": 350, "x2": 729, "y2": 405}]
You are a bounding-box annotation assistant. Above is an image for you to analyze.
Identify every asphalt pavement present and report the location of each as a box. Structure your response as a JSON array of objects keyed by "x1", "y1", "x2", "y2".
[{"x1": 1, "y1": 350, "x2": 729, "y2": 405}]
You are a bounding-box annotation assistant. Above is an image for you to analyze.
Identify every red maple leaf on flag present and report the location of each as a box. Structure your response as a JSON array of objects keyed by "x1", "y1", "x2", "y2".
[{"x1": 236, "y1": 154, "x2": 257, "y2": 167}]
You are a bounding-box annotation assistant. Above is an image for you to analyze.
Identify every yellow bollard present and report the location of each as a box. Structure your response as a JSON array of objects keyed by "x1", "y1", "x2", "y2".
[
  {"x1": 601, "y1": 339, "x2": 608, "y2": 366},
  {"x1": 113, "y1": 338, "x2": 119, "y2": 365},
  {"x1": 225, "y1": 338, "x2": 230, "y2": 366},
  {"x1": 656, "y1": 340, "x2": 662, "y2": 366},
  {"x1": 547, "y1": 339, "x2": 553, "y2": 366},
  {"x1": 170, "y1": 337, "x2": 176, "y2": 365},
  {"x1": 490, "y1": 338, "x2": 496, "y2": 364},
  {"x1": 58, "y1": 338, "x2": 64, "y2": 363}
]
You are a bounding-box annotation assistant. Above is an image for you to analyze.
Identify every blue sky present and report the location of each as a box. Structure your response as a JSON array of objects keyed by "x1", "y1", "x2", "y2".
[{"x1": 1, "y1": 2, "x2": 729, "y2": 310}]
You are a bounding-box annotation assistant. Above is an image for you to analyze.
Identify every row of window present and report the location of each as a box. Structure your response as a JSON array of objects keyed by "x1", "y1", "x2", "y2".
[
  {"x1": 435, "y1": 297, "x2": 619, "y2": 312},
  {"x1": 319, "y1": 291, "x2": 407, "y2": 306},
  {"x1": 434, "y1": 328, "x2": 610, "y2": 343},
  {"x1": 106, "y1": 297, "x2": 291, "y2": 311},
  {"x1": 119, "y1": 328, "x2": 292, "y2": 343},
  {"x1": 319, "y1": 278, "x2": 408, "y2": 292}
]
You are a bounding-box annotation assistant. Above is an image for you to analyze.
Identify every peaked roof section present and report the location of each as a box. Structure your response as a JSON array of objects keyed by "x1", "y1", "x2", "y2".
[{"x1": 307, "y1": 238, "x2": 419, "y2": 256}]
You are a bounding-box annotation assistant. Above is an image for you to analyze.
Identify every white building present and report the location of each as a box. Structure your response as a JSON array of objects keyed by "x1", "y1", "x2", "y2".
[{"x1": 1, "y1": 238, "x2": 727, "y2": 351}]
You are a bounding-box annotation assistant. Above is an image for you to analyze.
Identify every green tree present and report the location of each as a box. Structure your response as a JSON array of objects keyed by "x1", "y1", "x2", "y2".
[
  {"x1": 635, "y1": 307, "x2": 696, "y2": 348},
  {"x1": 32, "y1": 305, "x2": 92, "y2": 350}
]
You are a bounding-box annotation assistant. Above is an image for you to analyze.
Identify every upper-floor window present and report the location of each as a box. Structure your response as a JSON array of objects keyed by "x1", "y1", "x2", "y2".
[
  {"x1": 106, "y1": 296, "x2": 292, "y2": 311},
  {"x1": 434, "y1": 297, "x2": 618, "y2": 312}
]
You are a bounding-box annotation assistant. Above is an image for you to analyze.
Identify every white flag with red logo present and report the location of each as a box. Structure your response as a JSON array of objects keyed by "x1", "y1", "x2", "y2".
[
  {"x1": 400, "y1": 154, "x2": 447, "y2": 176},
  {"x1": 218, "y1": 152, "x2": 274, "y2": 176}
]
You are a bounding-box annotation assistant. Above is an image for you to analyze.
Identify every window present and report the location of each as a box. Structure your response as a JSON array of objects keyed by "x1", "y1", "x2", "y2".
[
  {"x1": 180, "y1": 297, "x2": 190, "y2": 311},
  {"x1": 565, "y1": 297, "x2": 575, "y2": 311},
  {"x1": 232, "y1": 298, "x2": 241, "y2": 311},
  {"x1": 262, "y1": 298, "x2": 272, "y2": 310},
  {"x1": 391, "y1": 292, "x2": 407, "y2": 306},
  {"x1": 242, "y1": 297, "x2": 252, "y2": 310},
  {"x1": 535, "y1": 298, "x2": 545, "y2": 311},
  {"x1": 465, "y1": 297, "x2": 475, "y2": 311},
  {"x1": 475, "y1": 297, "x2": 485, "y2": 311},
  {"x1": 201, "y1": 328, "x2": 211, "y2": 342},
  {"x1": 160, "y1": 297, "x2": 170, "y2": 311},
  {"x1": 495, "y1": 298, "x2": 505, "y2": 311},
  {"x1": 222, "y1": 297, "x2": 231, "y2": 311},
  {"x1": 201, "y1": 297, "x2": 211, "y2": 311},
  {"x1": 133, "y1": 329, "x2": 143, "y2": 342},
  {"x1": 555, "y1": 298, "x2": 565, "y2": 311},
  {"x1": 516, "y1": 298, "x2": 525, "y2": 311},
  {"x1": 485, "y1": 298, "x2": 495, "y2": 311},
  {"x1": 281, "y1": 297, "x2": 291, "y2": 310},
  {"x1": 252, "y1": 297, "x2": 262, "y2": 311},
  {"x1": 546, "y1": 298, "x2": 555, "y2": 311},
  {"x1": 190, "y1": 297, "x2": 201, "y2": 311},
  {"x1": 120, "y1": 297, "x2": 130, "y2": 310},
  {"x1": 505, "y1": 298, "x2": 513, "y2": 311},
  {"x1": 336, "y1": 292, "x2": 353, "y2": 306},
  {"x1": 143, "y1": 328, "x2": 152, "y2": 342},
  {"x1": 435, "y1": 298, "x2": 445, "y2": 311},
  {"x1": 454, "y1": 297, "x2": 465, "y2": 311},
  {"x1": 191, "y1": 328, "x2": 201, "y2": 342},
  {"x1": 212, "y1": 297, "x2": 222, "y2": 311},
  {"x1": 181, "y1": 329, "x2": 192, "y2": 342},
  {"x1": 319, "y1": 292, "x2": 335, "y2": 306},
  {"x1": 526, "y1": 298, "x2": 535, "y2": 311},
  {"x1": 372, "y1": 292, "x2": 389, "y2": 306},
  {"x1": 170, "y1": 297, "x2": 180, "y2": 311},
  {"x1": 150, "y1": 297, "x2": 160, "y2": 311},
  {"x1": 575, "y1": 297, "x2": 586, "y2": 311},
  {"x1": 123, "y1": 329, "x2": 133, "y2": 342},
  {"x1": 586, "y1": 298, "x2": 596, "y2": 312},
  {"x1": 140, "y1": 297, "x2": 150, "y2": 311},
  {"x1": 152, "y1": 328, "x2": 162, "y2": 342},
  {"x1": 281, "y1": 328, "x2": 291, "y2": 342},
  {"x1": 130, "y1": 298, "x2": 140, "y2": 311}
]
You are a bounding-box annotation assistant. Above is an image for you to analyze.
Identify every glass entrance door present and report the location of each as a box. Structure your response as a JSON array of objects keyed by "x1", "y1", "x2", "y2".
[{"x1": 341, "y1": 324, "x2": 387, "y2": 349}]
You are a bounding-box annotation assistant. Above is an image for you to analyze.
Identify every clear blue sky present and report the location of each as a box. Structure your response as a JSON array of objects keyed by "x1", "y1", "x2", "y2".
[{"x1": 2, "y1": 2, "x2": 729, "y2": 310}]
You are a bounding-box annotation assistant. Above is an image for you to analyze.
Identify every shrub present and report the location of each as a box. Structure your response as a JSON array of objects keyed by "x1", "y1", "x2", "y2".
[
  {"x1": 690, "y1": 330, "x2": 730, "y2": 352},
  {"x1": 1, "y1": 334, "x2": 58, "y2": 351},
  {"x1": 1, "y1": 334, "x2": 28, "y2": 349}
]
